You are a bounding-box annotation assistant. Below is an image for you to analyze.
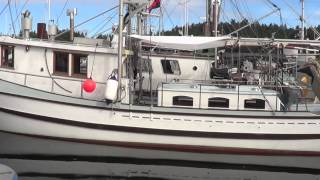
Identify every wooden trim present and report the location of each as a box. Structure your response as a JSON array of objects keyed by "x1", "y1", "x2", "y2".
[
  {"x1": 0, "y1": 45, "x2": 15, "y2": 69},
  {"x1": 71, "y1": 53, "x2": 88, "y2": 79},
  {"x1": 53, "y1": 51, "x2": 69, "y2": 75}
]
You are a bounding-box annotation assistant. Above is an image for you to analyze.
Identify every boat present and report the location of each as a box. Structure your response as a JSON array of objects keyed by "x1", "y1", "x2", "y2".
[{"x1": 0, "y1": 0, "x2": 320, "y2": 170}]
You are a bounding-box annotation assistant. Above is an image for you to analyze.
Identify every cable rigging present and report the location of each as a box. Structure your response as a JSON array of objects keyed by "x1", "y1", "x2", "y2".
[
  {"x1": 0, "y1": 3, "x2": 9, "y2": 17},
  {"x1": 57, "y1": 0, "x2": 69, "y2": 25},
  {"x1": 54, "y1": 5, "x2": 118, "y2": 39}
]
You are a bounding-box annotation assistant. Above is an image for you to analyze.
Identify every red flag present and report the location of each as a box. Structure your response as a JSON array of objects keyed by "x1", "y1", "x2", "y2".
[{"x1": 148, "y1": 0, "x2": 161, "y2": 13}]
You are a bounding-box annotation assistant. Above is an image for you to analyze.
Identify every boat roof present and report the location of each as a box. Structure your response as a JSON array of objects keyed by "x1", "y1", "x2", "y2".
[
  {"x1": 0, "y1": 36, "x2": 117, "y2": 54},
  {"x1": 159, "y1": 83, "x2": 278, "y2": 95}
]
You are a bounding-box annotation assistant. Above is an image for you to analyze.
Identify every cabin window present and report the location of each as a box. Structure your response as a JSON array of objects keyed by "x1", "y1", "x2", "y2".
[
  {"x1": 244, "y1": 99, "x2": 265, "y2": 109},
  {"x1": 1, "y1": 45, "x2": 14, "y2": 69},
  {"x1": 161, "y1": 59, "x2": 181, "y2": 75},
  {"x1": 72, "y1": 54, "x2": 88, "y2": 77},
  {"x1": 54, "y1": 51, "x2": 69, "y2": 75},
  {"x1": 173, "y1": 96, "x2": 193, "y2": 107},
  {"x1": 138, "y1": 58, "x2": 153, "y2": 73},
  {"x1": 208, "y1": 97, "x2": 229, "y2": 108}
]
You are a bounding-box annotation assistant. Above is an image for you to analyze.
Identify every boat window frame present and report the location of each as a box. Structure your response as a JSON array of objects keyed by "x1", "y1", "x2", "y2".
[
  {"x1": 244, "y1": 98, "x2": 266, "y2": 109},
  {"x1": 172, "y1": 96, "x2": 193, "y2": 107},
  {"x1": 208, "y1": 97, "x2": 230, "y2": 108},
  {"x1": 139, "y1": 57, "x2": 153, "y2": 73},
  {"x1": 53, "y1": 51, "x2": 69, "y2": 76},
  {"x1": 0, "y1": 45, "x2": 15, "y2": 69},
  {"x1": 161, "y1": 59, "x2": 181, "y2": 75},
  {"x1": 72, "y1": 53, "x2": 88, "y2": 78}
]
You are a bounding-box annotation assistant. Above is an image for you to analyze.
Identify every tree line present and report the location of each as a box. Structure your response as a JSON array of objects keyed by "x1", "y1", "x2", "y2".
[{"x1": 164, "y1": 19, "x2": 320, "y2": 40}]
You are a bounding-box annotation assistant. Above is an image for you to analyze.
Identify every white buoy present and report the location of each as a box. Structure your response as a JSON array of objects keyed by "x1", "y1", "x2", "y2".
[{"x1": 105, "y1": 78, "x2": 118, "y2": 102}]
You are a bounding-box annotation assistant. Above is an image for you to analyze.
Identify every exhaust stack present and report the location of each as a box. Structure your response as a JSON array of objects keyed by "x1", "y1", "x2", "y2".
[
  {"x1": 48, "y1": 20, "x2": 58, "y2": 41},
  {"x1": 21, "y1": 11, "x2": 32, "y2": 39},
  {"x1": 67, "y1": 8, "x2": 77, "y2": 42}
]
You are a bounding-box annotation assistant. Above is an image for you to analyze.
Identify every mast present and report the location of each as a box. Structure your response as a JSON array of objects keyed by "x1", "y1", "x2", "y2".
[
  {"x1": 205, "y1": 0, "x2": 210, "y2": 36},
  {"x1": 300, "y1": 0, "x2": 305, "y2": 40},
  {"x1": 213, "y1": 0, "x2": 218, "y2": 37},
  {"x1": 213, "y1": 0, "x2": 219, "y2": 68},
  {"x1": 184, "y1": 0, "x2": 188, "y2": 36},
  {"x1": 118, "y1": 0, "x2": 124, "y2": 101},
  {"x1": 48, "y1": 0, "x2": 51, "y2": 21}
]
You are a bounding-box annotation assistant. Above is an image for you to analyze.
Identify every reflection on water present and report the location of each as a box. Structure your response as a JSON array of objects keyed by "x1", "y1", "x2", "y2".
[{"x1": 0, "y1": 131, "x2": 320, "y2": 180}]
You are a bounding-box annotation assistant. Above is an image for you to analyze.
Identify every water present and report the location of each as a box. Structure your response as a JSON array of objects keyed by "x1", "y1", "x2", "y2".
[{"x1": 1, "y1": 131, "x2": 320, "y2": 180}]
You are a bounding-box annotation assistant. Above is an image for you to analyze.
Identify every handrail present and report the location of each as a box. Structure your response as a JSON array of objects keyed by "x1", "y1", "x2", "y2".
[{"x1": 0, "y1": 68, "x2": 106, "y2": 99}]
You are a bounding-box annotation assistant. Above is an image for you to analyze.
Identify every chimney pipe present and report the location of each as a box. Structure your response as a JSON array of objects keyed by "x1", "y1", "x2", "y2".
[
  {"x1": 67, "y1": 8, "x2": 77, "y2": 41},
  {"x1": 21, "y1": 10, "x2": 32, "y2": 39}
]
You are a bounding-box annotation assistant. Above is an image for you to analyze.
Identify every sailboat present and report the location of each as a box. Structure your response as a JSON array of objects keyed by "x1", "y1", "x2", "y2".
[{"x1": 0, "y1": 0, "x2": 320, "y2": 170}]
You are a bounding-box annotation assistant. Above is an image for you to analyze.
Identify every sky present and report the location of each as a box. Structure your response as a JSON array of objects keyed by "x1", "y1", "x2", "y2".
[{"x1": 0, "y1": 0, "x2": 320, "y2": 37}]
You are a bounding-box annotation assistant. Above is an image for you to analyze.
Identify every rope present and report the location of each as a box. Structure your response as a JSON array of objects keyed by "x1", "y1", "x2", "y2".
[
  {"x1": 55, "y1": 5, "x2": 118, "y2": 39},
  {"x1": 8, "y1": 0, "x2": 16, "y2": 35},
  {"x1": 44, "y1": 48, "x2": 72, "y2": 94},
  {"x1": 12, "y1": 0, "x2": 30, "y2": 28},
  {"x1": 0, "y1": 3, "x2": 9, "y2": 17},
  {"x1": 91, "y1": 11, "x2": 117, "y2": 38},
  {"x1": 89, "y1": 44, "x2": 98, "y2": 79},
  {"x1": 57, "y1": 0, "x2": 69, "y2": 24}
]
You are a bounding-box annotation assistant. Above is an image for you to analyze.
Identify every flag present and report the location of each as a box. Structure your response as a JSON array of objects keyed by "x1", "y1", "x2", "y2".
[{"x1": 148, "y1": 0, "x2": 161, "y2": 13}]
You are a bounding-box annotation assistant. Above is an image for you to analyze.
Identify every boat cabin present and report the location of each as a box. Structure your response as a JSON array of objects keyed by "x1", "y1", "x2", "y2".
[{"x1": 157, "y1": 83, "x2": 282, "y2": 111}]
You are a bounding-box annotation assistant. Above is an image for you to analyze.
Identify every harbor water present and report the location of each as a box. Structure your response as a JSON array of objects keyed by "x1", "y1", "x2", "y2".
[{"x1": 1, "y1": 131, "x2": 320, "y2": 180}]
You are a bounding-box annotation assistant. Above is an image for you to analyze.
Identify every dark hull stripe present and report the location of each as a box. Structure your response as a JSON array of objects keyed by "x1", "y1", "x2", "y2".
[
  {"x1": 0, "y1": 82, "x2": 319, "y2": 119},
  {"x1": 1, "y1": 130, "x2": 320, "y2": 156},
  {"x1": 1, "y1": 107, "x2": 320, "y2": 140},
  {"x1": 2, "y1": 155, "x2": 319, "y2": 175}
]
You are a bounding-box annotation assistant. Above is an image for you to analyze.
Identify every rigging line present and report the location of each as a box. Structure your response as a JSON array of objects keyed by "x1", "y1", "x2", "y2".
[
  {"x1": 163, "y1": 1, "x2": 181, "y2": 28},
  {"x1": 0, "y1": 3, "x2": 9, "y2": 17},
  {"x1": 231, "y1": 0, "x2": 254, "y2": 34},
  {"x1": 283, "y1": 0, "x2": 320, "y2": 38},
  {"x1": 227, "y1": 8, "x2": 280, "y2": 36},
  {"x1": 89, "y1": 44, "x2": 98, "y2": 79},
  {"x1": 44, "y1": 48, "x2": 72, "y2": 94},
  {"x1": 8, "y1": 0, "x2": 16, "y2": 35},
  {"x1": 89, "y1": 12, "x2": 114, "y2": 35},
  {"x1": 57, "y1": 0, "x2": 69, "y2": 24},
  {"x1": 12, "y1": 0, "x2": 30, "y2": 27},
  {"x1": 264, "y1": 0, "x2": 279, "y2": 10},
  {"x1": 162, "y1": 6, "x2": 175, "y2": 29},
  {"x1": 91, "y1": 11, "x2": 117, "y2": 38},
  {"x1": 240, "y1": 0, "x2": 259, "y2": 38},
  {"x1": 14, "y1": 0, "x2": 17, "y2": 18},
  {"x1": 92, "y1": 27, "x2": 113, "y2": 39},
  {"x1": 263, "y1": 0, "x2": 287, "y2": 38},
  {"x1": 54, "y1": 5, "x2": 118, "y2": 39}
]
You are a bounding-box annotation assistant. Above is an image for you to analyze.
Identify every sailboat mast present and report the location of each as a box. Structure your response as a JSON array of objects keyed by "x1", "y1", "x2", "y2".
[
  {"x1": 205, "y1": 0, "x2": 210, "y2": 36},
  {"x1": 184, "y1": 0, "x2": 188, "y2": 36},
  {"x1": 118, "y1": 0, "x2": 124, "y2": 101},
  {"x1": 213, "y1": 0, "x2": 218, "y2": 37},
  {"x1": 48, "y1": 0, "x2": 51, "y2": 21},
  {"x1": 300, "y1": 0, "x2": 305, "y2": 40}
]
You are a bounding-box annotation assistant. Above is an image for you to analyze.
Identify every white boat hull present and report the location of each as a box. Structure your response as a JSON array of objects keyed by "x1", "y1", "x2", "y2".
[{"x1": 0, "y1": 79, "x2": 320, "y2": 169}]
